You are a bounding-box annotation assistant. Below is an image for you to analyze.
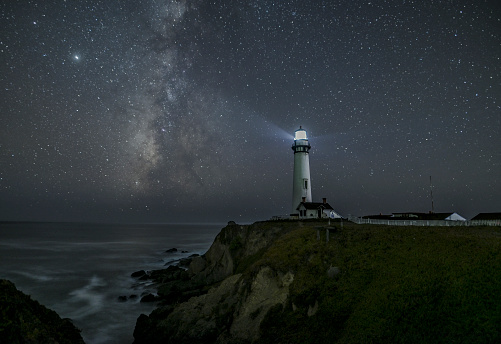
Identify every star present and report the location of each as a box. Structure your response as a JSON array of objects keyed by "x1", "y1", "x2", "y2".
[{"x1": 0, "y1": 0, "x2": 499, "y2": 223}]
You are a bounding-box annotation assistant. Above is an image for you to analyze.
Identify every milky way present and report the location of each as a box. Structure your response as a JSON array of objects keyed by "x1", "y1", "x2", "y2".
[{"x1": 1, "y1": 0, "x2": 500, "y2": 222}]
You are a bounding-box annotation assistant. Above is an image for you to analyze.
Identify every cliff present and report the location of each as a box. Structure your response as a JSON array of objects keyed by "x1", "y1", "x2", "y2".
[
  {"x1": 0, "y1": 279, "x2": 85, "y2": 344},
  {"x1": 133, "y1": 220, "x2": 501, "y2": 344}
]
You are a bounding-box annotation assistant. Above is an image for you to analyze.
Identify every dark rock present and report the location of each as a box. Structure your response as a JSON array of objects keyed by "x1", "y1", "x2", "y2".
[
  {"x1": 129, "y1": 294, "x2": 138, "y2": 299},
  {"x1": 188, "y1": 255, "x2": 207, "y2": 274},
  {"x1": 118, "y1": 295, "x2": 128, "y2": 302},
  {"x1": 165, "y1": 264, "x2": 182, "y2": 272},
  {"x1": 0, "y1": 279, "x2": 85, "y2": 344},
  {"x1": 164, "y1": 259, "x2": 178, "y2": 266},
  {"x1": 158, "y1": 287, "x2": 183, "y2": 304},
  {"x1": 178, "y1": 259, "x2": 191, "y2": 268},
  {"x1": 133, "y1": 314, "x2": 151, "y2": 343},
  {"x1": 177, "y1": 254, "x2": 200, "y2": 269},
  {"x1": 150, "y1": 265, "x2": 188, "y2": 283},
  {"x1": 181, "y1": 250, "x2": 188, "y2": 253},
  {"x1": 138, "y1": 274, "x2": 151, "y2": 281},
  {"x1": 133, "y1": 306, "x2": 175, "y2": 344},
  {"x1": 131, "y1": 270, "x2": 147, "y2": 278},
  {"x1": 165, "y1": 248, "x2": 177, "y2": 253},
  {"x1": 181, "y1": 288, "x2": 205, "y2": 299},
  {"x1": 140, "y1": 293, "x2": 159, "y2": 303}
]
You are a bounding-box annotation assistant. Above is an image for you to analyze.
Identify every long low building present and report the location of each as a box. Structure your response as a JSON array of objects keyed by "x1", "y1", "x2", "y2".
[
  {"x1": 363, "y1": 212, "x2": 467, "y2": 221},
  {"x1": 470, "y1": 213, "x2": 501, "y2": 226},
  {"x1": 354, "y1": 211, "x2": 501, "y2": 227}
]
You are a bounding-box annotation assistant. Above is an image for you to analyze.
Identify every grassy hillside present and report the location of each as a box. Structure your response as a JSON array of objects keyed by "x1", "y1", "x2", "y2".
[{"x1": 255, "y1": 221, "x2": 501, "y2": 343}]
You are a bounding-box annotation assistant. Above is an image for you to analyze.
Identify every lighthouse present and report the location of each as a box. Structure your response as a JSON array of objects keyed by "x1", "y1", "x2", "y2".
[{"x1": 291, "y1": 126, "x2": 312, "y2": 215}]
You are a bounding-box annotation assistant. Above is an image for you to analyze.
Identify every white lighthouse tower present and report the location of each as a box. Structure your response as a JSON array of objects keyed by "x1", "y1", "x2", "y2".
[{"x1": 291, "y1": 126, "x2": 312, "y2": 215}]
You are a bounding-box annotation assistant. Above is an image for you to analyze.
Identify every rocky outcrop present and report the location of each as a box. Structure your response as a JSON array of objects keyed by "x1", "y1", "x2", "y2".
[
  {"x1": 187, "y1": 221, "x2": 294, "y2": 285},
  {"x1": 134, "y1": 266, "x2": 294, "y2": 344},
  {"x1": 133, "y1": 221, "x2": 299, "y2": 344},
  {"x1": 229, "y1": 267, "x2": 294, "y2": 342},
  {"x1": 0, "y1": 279, "x2": 85, "y2": 344}
]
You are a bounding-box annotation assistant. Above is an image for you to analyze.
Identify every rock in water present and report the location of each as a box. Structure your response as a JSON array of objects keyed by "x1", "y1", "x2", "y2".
[
  {"x1": 131, "y1": 270, "x2": 147, "y2": 278},
  {"x1": 0, "y1": 279, "x2": 85, "y2": 344},
  {"x1": 140, "y1": 293, "x2": 159, "y2": 302}
]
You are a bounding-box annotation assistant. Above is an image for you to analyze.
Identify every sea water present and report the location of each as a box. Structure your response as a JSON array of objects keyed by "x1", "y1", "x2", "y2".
[{"x1": 0, "y1": 222, "x2": 223, "y2": 344}]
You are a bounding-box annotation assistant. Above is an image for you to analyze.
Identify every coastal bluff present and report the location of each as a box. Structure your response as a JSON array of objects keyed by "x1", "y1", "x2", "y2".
[
  {"x1": 133, "y1": 220, "x2": 501, "y2": 344},
  {"x1": 0, "y1": 279, "x2": 84, "y2": 344}
]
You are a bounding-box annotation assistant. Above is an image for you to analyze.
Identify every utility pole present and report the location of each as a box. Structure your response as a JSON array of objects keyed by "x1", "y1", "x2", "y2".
[{"x1": 430, "y1": 176, "x2": 435, "y2": 213}]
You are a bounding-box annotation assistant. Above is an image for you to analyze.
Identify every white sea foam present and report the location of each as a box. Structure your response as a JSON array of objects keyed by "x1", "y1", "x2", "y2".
[
  {"x1": 15, "y1": 270, "x2": 54, "y2": 282},
  {"x1": 67, "y1": 275, "x2": 107, "y2": 319},
  {"x1": 0, "y1": 222, "x2": 223, "y2": 344}
]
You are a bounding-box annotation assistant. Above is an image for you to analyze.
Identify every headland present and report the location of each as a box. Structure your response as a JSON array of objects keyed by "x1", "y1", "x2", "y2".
[{"x1": 132, "y1": 219, "x2": 501, "y2": 343}]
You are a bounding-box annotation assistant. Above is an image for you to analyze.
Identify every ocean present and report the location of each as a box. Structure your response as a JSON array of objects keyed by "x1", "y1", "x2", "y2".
[{"x1": 0, "y1": 222, "x2": 223, "y2": 344}]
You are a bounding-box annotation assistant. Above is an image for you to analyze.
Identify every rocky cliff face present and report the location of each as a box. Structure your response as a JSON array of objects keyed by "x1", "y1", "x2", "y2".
[
  {"x1": 133, "y1": 221, "x2": 300, "y2": 344},
  {"x1": 0, "y1": 279, "x2": 85, "y2": 344},
  {"x1": 188, "y1": 221, "x2": 296, "y2": 283}
]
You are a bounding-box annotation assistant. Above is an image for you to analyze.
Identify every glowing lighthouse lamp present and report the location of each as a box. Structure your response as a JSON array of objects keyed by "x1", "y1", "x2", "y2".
[{"x1": 291, "y1": 126, "x2": 312, "y2": 215}]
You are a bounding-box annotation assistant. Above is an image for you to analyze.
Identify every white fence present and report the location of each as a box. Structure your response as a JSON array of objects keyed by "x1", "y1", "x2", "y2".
[{"x1": 348, "y1": 216, "x2": 501, "y2": 227}]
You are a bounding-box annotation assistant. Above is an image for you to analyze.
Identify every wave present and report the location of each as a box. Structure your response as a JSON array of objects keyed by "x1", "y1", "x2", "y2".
[
  {"x1": 67, "y1": 275, "x2": 107, "y2": 319},
  {"x1": 14, "y1": 270, "x2": 54, "y2": 282}
]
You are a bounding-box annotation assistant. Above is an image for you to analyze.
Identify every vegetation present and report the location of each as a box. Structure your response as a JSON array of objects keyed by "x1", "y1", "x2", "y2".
[
  {"x1": 134, "y1": 220, "x2": 501, "y2": 343},
  {"x1": 256, "y1": 222, "x2": 501, "y2": 344},
  {"x1": 0, "y1": 279, "x2": 84, "y2": 344}
]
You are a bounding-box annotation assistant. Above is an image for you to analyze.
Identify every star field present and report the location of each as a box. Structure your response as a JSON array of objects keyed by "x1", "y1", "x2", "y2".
[{"x1": 1, "y1": 0, "x2": 500, "y2": 223}]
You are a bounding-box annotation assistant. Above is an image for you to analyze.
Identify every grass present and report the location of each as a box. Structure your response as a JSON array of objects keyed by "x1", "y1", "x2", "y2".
[{"x1": 255, "y1": 222, "x2": 501, "y2": 343}]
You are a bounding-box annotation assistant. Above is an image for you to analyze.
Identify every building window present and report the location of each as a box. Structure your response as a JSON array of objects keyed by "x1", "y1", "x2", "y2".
[{"x1": 303, "y1": 179, "x2": 308, "y2": 189}]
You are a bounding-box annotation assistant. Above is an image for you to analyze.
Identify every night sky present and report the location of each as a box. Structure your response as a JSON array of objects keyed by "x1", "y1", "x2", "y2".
[{"x1": 1, "y1": 1, "x2": 500, "y2": 223}]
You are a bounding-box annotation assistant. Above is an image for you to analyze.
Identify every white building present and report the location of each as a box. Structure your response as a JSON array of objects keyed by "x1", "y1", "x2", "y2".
[
  {"x1": 290, "y1": 127, "x2": 342, "y2": 220},
  {"x1": 291, "y1": 126, "x2": 312, "y2": 215},
  {"x1": 389, "y1": 212, "x2": 467, "y2": 221},
  {"x1": 470, "y1": 213, "x2": 501, "y2": 226},
  {"x1": 296, "y1": 197, "x2": 342, "y2": 220}
]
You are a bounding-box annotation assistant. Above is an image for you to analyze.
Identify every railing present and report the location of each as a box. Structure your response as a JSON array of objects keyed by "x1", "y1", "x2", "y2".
[
  {"x1": 347, "y1": 215, "x2": 500, "y2": 227},
  {"x1": 470, "y1": 219, "x2": 501, "y2": 226}
]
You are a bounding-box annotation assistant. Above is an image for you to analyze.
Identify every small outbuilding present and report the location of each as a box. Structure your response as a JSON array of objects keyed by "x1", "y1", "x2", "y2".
[{"x1": 296, "y1": 198, "x2": 342, "y2": 219}]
